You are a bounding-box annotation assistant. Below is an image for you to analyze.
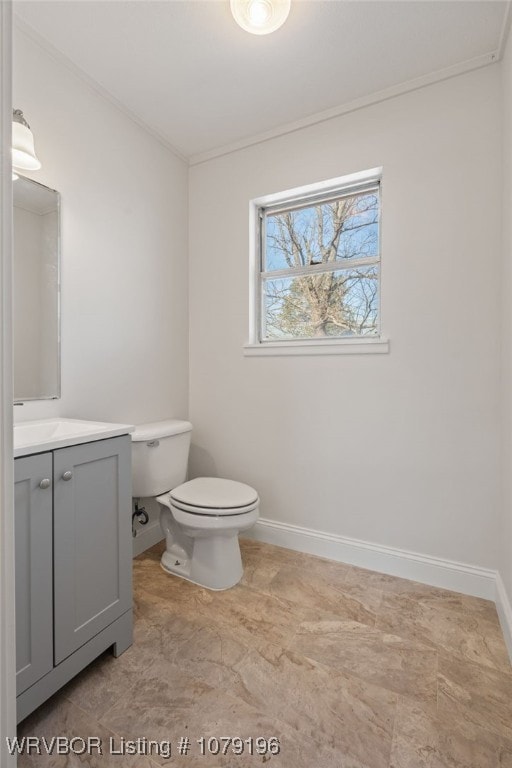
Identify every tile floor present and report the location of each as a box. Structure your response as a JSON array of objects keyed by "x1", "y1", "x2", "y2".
[{"x1": 18, "y1": 538, "x2": 512, "y2": 767}]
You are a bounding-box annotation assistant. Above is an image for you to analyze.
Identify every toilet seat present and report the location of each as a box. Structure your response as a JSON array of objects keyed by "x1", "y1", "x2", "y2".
[
  {"x1": 169, "y1": 477, "x2": 258, "y2": 516},
  {"x1": 170, "y1": 497, "x2": 259, "y2": 516},
  {"x1": 171, "y1": 504, "x2": 260, "y2": 531}
]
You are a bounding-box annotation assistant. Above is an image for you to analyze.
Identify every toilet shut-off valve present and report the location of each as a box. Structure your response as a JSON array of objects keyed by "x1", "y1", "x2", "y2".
[{"x1": 132, "y1": 500, "x2": 149, "y2": 537}]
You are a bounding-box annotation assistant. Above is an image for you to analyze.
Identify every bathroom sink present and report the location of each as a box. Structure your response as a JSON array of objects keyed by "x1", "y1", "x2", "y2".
[{"x1": 14, "y1": 418, "x2": 134, "y2": 457}]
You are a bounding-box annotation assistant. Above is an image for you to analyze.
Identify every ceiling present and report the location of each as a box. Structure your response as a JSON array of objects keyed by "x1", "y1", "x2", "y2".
[{"x1": 14, "y1": 0, "x2": 510, "y2": 161}]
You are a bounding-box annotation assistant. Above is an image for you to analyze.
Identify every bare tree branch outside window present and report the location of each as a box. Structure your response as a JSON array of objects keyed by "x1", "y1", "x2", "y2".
[{"x1": 260, "y1": 188, "x2": 380, "y2": 340}]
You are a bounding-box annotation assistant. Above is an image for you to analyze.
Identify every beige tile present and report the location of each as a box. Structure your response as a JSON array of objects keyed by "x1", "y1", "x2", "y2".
[
  {"x1": 266, "y1": 563, "x2": 381, "y2": 626},
  {"x1": 438, "y1": 653, "x2": 512, "y2": 741},
  {"x1": 286, "y1": 551, "x2": 350, "y2": 581},
  {"x1": 134, "y1": 556, "x2": 216, "y2": 613},
  {"x1": 133, "y1": 577, "x2": 224, "y2": 641},
  {"x1": 240, "y1": 537, "x2": 349, "y2": 579},
  {"x1": 232, "y1": 643, "x2": 396, "y2": 768},
  {"x1": 185, "y1": 718, "x2": 359, "y2": 768},
  {"x1": 99, "y1": 654, "x2": 312, "y2": 768},
  {"x1": 17, "y1": 696, "x2": 159, "y2": 767},
  {"x1": 345, "y1": 566, "x2": 499, "y2": 622},
  {"x1": 99, "y1": 660, "x2": 214, "y2": 744},
  {"x1": 165, "y1": 621, "x2": 250, "y2": 690},
  {"x1": 134, "y1": 593, "x2": 206, "y2": 657},
  {"x1": 240, "y1": 555, "x2": 281, "y2": 590},
  {"x1": 202, "y1": 583, "x2": 304, "y2": 651},
  {"x1": 390, "y1": 697, "x2": 503, "y2": 768},
  {"x1": 389, "y1": 700, "x2": 438, "y2": 768},
  {"x1": 432, "y1": 727, "x2": 501, "y2": 768},
  {"x1": 262, "y1": 725, "x2": 370, "y2": 768},
  {"x1": 60, "y1": 609, "x2": 219, "y2": 730},
  {"x1": 384, "y1": 579, "x2": 500, "y2": 622},
  {"x1": 376, "y1": 593, "x2": 510, "y2": 672},
  {"x1": 240, "y1": 537, "x2": 307, "y2": 565},
  {"x1": 17, "y1": 537, "x2": 512, "y2": 768},
  {"x1": 344, "y1": 565, "x2": 411, "y2": 593},
  {"x1": 290, "y1": 619, "x2": 438, "y2": 710},
  {"x1": 499, "y1": 739, "x2": 512, "y2": 767},
  {"x1": 61, "y1": 650, "x2": 138, "y2": 722}
]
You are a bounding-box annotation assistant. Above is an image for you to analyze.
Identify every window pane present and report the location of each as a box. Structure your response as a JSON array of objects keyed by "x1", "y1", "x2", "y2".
[
  {"x1": 264, "y1": 191, "x2": 379, "y2": 272},
  {"x1": 262, "y1": 266, "x2": 378, "y2": 340}
]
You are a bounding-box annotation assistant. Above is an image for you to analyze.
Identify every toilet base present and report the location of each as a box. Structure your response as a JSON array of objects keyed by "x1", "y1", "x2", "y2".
[
  {"x1": 160, "y1": 546, "x2": 191, "y2": 580},
  {"x1": 160, "y1": 533, "x2": 243, "y2": 590}
]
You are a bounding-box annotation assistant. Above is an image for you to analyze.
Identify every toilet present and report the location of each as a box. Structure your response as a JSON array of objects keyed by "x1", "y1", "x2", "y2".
[{"x1": 131, "y1": 419, "x2": 259, "y2": 590}]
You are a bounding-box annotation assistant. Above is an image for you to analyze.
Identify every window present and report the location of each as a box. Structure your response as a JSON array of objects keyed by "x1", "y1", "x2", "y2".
[{"x1": 246, "y1": 169, "x2": 387, "y2": 355}]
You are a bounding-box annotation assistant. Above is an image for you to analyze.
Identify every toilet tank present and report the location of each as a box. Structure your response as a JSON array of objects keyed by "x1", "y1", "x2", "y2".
[{"x1": 131, "y1": 419, "x2": 192, "y2": 498}]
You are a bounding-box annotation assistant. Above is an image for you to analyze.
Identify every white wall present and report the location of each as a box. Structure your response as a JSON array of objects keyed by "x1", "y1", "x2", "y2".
[
  {"x1": 501, "y1": 33, "x2": 512, "y2": 608},
  {"x1": 0, "y1": 4, "x2": 16, "y2": 764},
  {"x1": 13, "y1": 26, "x2": 189, "y2": 426},
  {"x1": 11, "y1": 23, "x2": 508, "y2": 584},
  {"x1": 189, "y1": 66, "x2": 502, "y2": 571}
]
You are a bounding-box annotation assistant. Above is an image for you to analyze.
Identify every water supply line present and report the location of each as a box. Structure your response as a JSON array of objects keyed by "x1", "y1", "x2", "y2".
[{"x1": 132, "y1": 500, "x2": 149, "y2": 538}]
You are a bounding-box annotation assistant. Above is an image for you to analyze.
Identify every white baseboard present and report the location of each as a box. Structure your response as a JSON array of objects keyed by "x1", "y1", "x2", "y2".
[
  {"x1": 496, "y1": 573, "x2": 512, "y2": 662},
  {"x1": 132, "y1": 498, "x2": 163, "y2": 557},
  {"x1": 132, "y1": 511, "x2": 511, "y2": 663},
  {"x1": 132, "y1": 521, "x2": 164, "y2": 558},
  {"x1": 246, "y1": 517, "x2": 497, "y2": 601}
]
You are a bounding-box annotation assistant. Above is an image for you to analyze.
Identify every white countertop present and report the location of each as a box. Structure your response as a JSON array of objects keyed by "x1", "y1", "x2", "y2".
[{"x1": 14, "y1": 418, "x2": 135, "y2": 458}]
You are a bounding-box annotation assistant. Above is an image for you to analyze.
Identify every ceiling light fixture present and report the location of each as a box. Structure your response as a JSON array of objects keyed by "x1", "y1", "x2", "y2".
[
  {"x1": 230, "y1": 0, "x2": 291, "y2": 35},
  {"x1": 12, "y1": 109, "x2": 41, "y2": 174}
]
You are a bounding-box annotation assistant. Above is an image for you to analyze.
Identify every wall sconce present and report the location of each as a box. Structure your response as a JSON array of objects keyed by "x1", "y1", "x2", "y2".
[
  {"x1": 230, "y1": 0, "x2": 291, "y2": 34},
  {"x1": 12, "y1": 109, "x2": 41, "y2": 178}
]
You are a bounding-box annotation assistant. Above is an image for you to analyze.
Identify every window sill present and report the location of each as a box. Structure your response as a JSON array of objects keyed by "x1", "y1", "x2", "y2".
[{"x1": 243, "y1": 337, "x2": 390, "y2": 357}]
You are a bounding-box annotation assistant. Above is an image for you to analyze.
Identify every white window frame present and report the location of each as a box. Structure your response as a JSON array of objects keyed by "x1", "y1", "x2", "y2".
[{"x1": 244, "y1": 167, "x2": 389, "y2": 356}]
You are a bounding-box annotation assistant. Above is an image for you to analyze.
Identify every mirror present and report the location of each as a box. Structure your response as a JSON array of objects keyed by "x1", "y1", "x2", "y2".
[{"x1": 13, "y1": 176, "x2": 60, "y2": 402}]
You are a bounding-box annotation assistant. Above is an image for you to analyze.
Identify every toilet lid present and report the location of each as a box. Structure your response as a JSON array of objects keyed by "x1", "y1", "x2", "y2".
[{"x1": 170, "y1": 477, "x2": 258, "y2": 511}]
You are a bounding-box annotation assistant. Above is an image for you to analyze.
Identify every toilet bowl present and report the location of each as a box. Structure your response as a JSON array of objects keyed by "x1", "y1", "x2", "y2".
[
  {"x1": 157, "y1": 477, "x2": 259, "y2": 590},
  {"x1": 131, "y1": 420, "x2": 259, "y2": 590}
]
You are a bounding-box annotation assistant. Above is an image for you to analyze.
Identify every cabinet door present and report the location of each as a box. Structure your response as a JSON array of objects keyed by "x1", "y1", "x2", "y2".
[
  {"x1": 53, "y1": 436, "x2": 132, "y2": 664},
  {"x1": 15, "y1": 453, "x2": 53, "y2": 695}
]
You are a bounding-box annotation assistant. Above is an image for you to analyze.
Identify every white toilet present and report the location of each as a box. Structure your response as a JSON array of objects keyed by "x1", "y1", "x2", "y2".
[{"x1": 131, "y1": 419, "x2": 259, "y2": 590}]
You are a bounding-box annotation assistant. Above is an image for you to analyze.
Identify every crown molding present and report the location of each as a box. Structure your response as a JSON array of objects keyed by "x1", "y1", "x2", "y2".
[
  {"x1": 13, "y1": 3, "x2": 511, "y2": 170},
  {"x1": 190, "y1": 50, "x2": 498, "y2": 166},
  {"x1": 13, "y1": 15, "x2": 188, "y2": 164}
]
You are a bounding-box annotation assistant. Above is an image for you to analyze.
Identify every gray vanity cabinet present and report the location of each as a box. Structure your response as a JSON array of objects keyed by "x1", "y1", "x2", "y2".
[
  {"x1": 14, "y1": 453, "x2": 54, "y2": 694},
  {"x1": 53, "y1": 437, "x2": 132, "y2": 663},
  {"x1": 15, "y1": 434, "x2": 133, "y2": 723}
]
